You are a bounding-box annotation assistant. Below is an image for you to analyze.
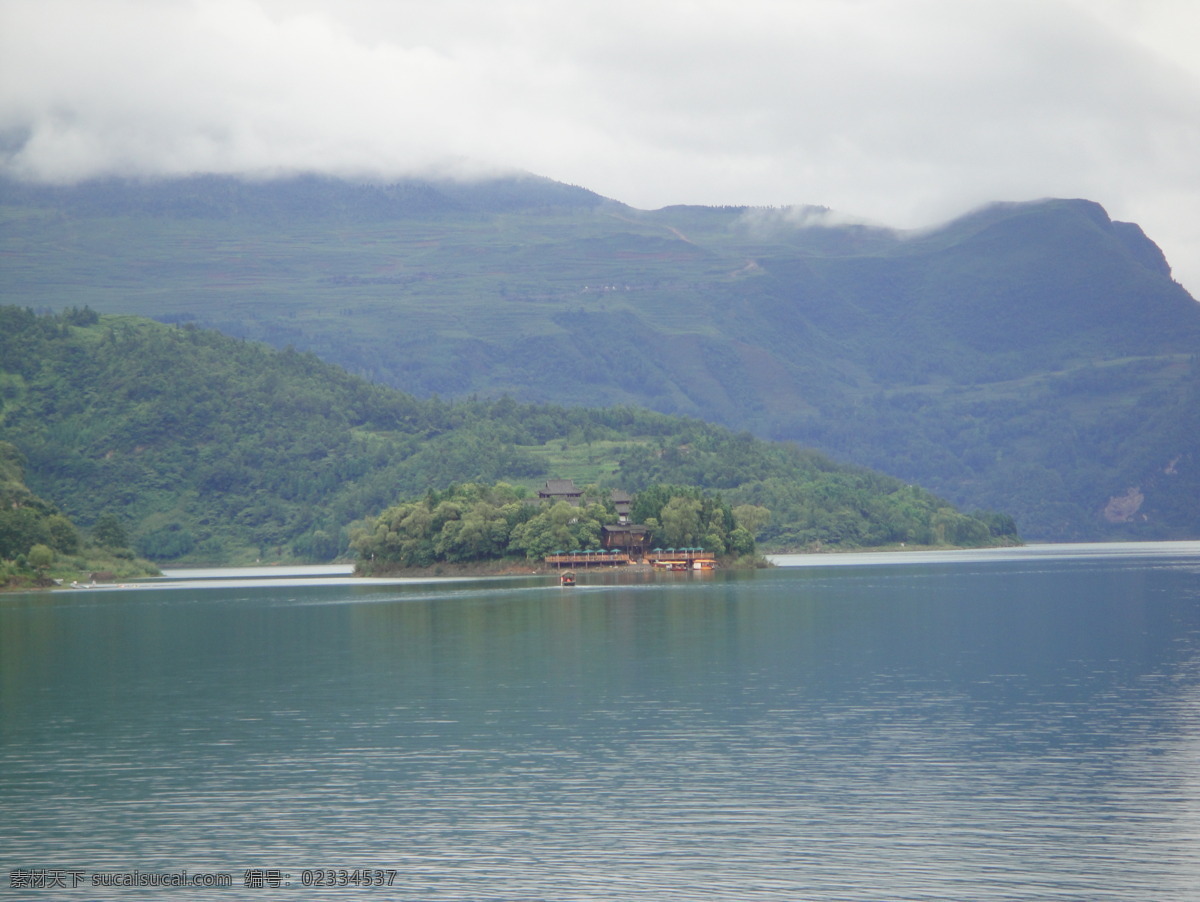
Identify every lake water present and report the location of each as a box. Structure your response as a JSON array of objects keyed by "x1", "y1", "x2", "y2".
[{"x1": 3, "y1": 543, "x2": 1200, "y2": 900}]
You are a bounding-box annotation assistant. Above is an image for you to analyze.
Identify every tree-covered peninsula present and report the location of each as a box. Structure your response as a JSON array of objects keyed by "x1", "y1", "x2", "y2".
[
  {"x1": 0, "y1": 307, "x2": 1017, "y2": 567},
  {"x1": 351, "y1": 482, "x2": 763, "y2": 574}
]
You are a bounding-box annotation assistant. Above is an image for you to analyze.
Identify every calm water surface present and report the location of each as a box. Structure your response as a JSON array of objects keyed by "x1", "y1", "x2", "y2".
[{"x1": 3, "y1": 543, "x2": 1200, "y2": 900}]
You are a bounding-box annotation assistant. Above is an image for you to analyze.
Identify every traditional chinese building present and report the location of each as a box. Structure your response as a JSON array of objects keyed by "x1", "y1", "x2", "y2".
[
  {"x1": 610, "y1": 489, "x2": 633, "y2": 524},
  {"x1": 600, "y1": 522, "x2": 651, "y2": 558},
  {"x1": 537, "y1": 479, "x2": 583, "y2": 506}
]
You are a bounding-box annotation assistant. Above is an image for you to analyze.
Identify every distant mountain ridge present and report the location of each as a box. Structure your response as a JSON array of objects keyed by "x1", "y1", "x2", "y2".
[
  {"x1": 0, "y1": 171, "x2": 607, "y2": 219},
  {"x1": 2, "y1": 173, "x2": 1197, "y2": 540}
]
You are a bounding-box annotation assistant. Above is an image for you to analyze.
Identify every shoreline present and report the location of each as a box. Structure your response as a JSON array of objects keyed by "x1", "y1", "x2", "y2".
[{"x1": 768, "y1": 539, "x2": 1023, "y2": 555}]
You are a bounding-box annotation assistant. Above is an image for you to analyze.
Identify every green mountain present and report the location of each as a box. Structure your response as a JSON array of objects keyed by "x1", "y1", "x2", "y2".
[
  {"x1": 2, "y1": 173, "x2": 1197, "y2": 539},
  {"x1": 0, "y1": 307, "x2": 1014, "y2": 563}
]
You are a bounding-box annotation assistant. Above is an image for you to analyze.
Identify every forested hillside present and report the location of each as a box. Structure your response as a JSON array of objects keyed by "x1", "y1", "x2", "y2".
[
  {"x1": 2, "y1": 174, "x2": 1196, "y2": 539},
  {"x1": 0, "y1": 440, "x2": 78, "y2": 582},
  {"x1": 0, "y1": 438, "x2": 155, "y2": 587},
  {"x1": 0, "y1": 308, "x2": 1014, "y2": 563}
]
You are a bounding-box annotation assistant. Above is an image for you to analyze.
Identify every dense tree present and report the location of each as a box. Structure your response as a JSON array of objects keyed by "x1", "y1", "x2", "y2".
[
  {"x1": 0, "y1": 508, "x2": 49, "y2": 560},
  {"x1": 27, "y1": 543, "x2": 54, "y2": 571},
  {"x1": 91, "y1": 513, "x2": 129, "y2": 549},
  {"x1": 0, "y1": 440, "x2": 82, "y2": 559},
  {"x1": 733, "y1": 504, "x2": 771, "y2": 538},
  {"x1": 508, "y1": 501, "x2": 607, "y2": 561},
  {"x1": 659, "y1": 497, "x2": 703, "y2": 548}
]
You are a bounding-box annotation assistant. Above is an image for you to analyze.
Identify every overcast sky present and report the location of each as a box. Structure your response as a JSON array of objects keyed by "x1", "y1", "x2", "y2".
[{"x1": 2, "y1": 0, "x2": 1199, "y2": 291}]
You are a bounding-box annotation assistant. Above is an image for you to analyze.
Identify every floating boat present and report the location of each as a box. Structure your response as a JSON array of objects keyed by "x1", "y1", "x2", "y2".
[{"x1": 560, "y1": 571, "x2": 576, "y2": 586}]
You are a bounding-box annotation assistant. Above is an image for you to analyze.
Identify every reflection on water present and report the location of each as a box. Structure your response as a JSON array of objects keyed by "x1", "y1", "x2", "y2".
[{"x1": 3, "y1": 545, "x2": 1200, "y2": 899}]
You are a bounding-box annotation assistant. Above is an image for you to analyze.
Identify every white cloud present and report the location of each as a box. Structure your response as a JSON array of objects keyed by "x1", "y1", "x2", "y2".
[{"x1": 1, "y1": 0, "x2": 1198, "y2": 290}]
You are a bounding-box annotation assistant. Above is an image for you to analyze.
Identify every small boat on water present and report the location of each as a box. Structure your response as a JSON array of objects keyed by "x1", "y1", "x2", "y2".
[{"x1": 560, "y1": 571, "x2": 577, "y2": 587}]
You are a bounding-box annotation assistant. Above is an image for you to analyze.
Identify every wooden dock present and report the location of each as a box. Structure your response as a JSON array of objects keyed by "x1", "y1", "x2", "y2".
[
  {"x1": 545, "y1": 551, "x2": 633, "y2": 567},
  {"x1": 544, "y1": 549, "x2": 713, "y2": 568}
]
